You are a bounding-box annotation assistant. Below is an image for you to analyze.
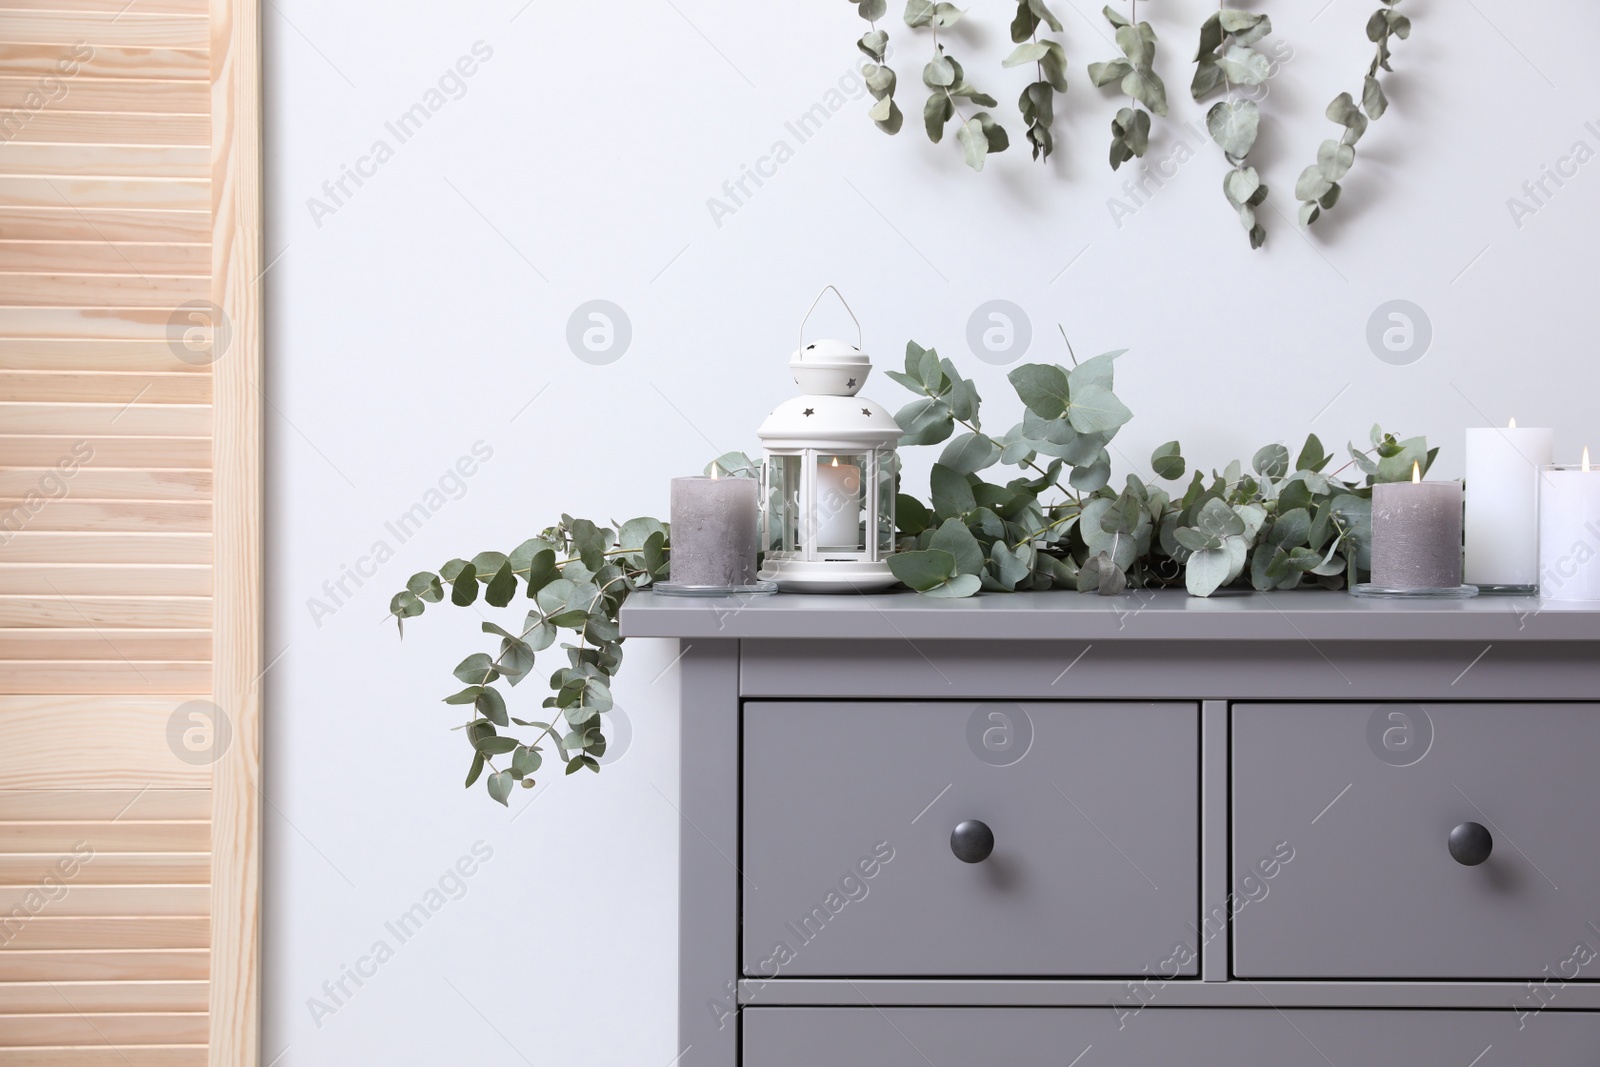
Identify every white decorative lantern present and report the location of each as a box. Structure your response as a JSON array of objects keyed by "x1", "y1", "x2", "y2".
[{"x1": 757, "y1": 291, "x2": 900, "y2": 593}]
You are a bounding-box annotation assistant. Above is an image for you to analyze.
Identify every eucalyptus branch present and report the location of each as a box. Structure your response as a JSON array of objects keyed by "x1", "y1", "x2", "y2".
[
  {"x1": 1192, "y1": 7, "x2": 1273, "y2": 247},
  {"x1": 1088, "y1": 2, "x2": 1168, "y2": 170},
  {"x1": 1004, "y1": 0, "x2": 1068, "y2": 162},
  {"x1": 852, "y1": 0, "x2": 903, "y2": 134},
  {"x1": 906, "y1": 0, "x2": 1009, "y2": 171},
  {"x1": 1298, "y1": 0, "x2": 1411, "y2": 226}
]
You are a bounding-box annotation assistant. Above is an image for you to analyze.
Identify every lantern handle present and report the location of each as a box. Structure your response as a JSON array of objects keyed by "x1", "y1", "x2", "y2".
[{"x1": 798, "y1": 285, "x2": 863, "y2": 353}]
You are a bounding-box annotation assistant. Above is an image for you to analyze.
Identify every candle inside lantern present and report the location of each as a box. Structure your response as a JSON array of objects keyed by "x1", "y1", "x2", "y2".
[
  {"x1": 1370, "y1": 462, "x2": 1464, "y2": 590},
  {"x1": 1464, "y1": 418, "x2": 1553, "y2": 589},
  {"x1": 814, "y1": 456, "x2": 862, "y2": 550},
  {"x1": 1538, "y1": 448, "x2": 1600, "y2": 601},
  {"x1": 668, "y1": 467, "x2": 759, "y2": 587}
]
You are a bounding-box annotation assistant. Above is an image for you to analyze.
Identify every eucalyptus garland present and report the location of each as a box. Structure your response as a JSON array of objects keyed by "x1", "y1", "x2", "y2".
[
  {"x1": 1297, "y1": 0, "x2": 1411, "y2": 226},
  {"x1": 1088, "y1": 3, "x2": 1168, "y2": 170},
  {"x1": 1192, "y1": 9, "x2": 1274, "y2": 248},
  {"x1": 393, "y1": 342, "x2": 1431, "y2": 805}
]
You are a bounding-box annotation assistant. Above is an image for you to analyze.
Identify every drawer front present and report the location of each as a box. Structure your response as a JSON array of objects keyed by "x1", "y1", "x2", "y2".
[
  {"x1": 1234, "y1": 702, "x2": 1600, "y2": 979},
  {"x1": 742, "y1": 701, "x2": 1198, "y2": 976},
  {"x1": 744, "y1": 1007, "x2": 1600, "y2": 1065}
]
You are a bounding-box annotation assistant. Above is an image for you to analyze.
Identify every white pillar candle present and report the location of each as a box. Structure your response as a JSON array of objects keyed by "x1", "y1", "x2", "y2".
[
  {"x1": 815, "y1": 456, "x2": 862, "y2": 550},
  {"x1": 668, "y1": 472, "x2": 759, "y2": 587},
  {"x1": 1538, "y1": 449, "x2": 1600, "y2": 601},
  {"x1": 1371, "y1": 464, "x2": 1463, "y2": 589},
  {"x1": 1464, "y1": 420, "x2": 1553, "y2": 588}
]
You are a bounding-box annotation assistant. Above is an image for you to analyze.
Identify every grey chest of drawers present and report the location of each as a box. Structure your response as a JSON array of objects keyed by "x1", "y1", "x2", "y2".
[{"x1": 619, "y1": 590, "x2": 1600, "y2": 1066}]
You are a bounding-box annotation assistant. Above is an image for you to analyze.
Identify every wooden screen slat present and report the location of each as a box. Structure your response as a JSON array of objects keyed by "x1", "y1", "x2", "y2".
[
  {"x1": 0, "y1": 917, "x2": 208, "y2": 950},
  {"x1": 0, "y1": 1011, "x2": 208, "y2": 1045},
  {"x1": 0, "y1": 790, "x2": 209, "y2": 821},
  {"x1": 0, "y1": 597, "x2": 211, "y2": 626},
  {"x1": 0, "y1": 564, "x2": 212, "y2": 595},
  {"x1": 0, "y1": 12, "x2": 209, "y2": 47},
  {"x1": 0, "y1": 373, "x2": 210, "y2": 403},
  {"x1": 0, "y1": 662, "x2": 210, "y2": 693},
  {"x1": 0, "y1": 1047, "x2": 206, "y2": 1066},
  {"x1": 0, "y1": 403, "x2": 210, "y2": 435},
  {"x1": 0, "y1": 112, "x2": 208, "y2": 146},
  {"x1": 0, "y1": 980, "x2": 207, "y2": 1013},
  {"x1": 0, "y1": 177, "x2": 208, "y2": 213},
  {"x1": 0, "y1": 77, "x2": 207, "y2": 114},
  {"x1": 0, "y1": 854, "x2": 209, "y2": 886},
  {"x1": 0, "y1": 884, "x2": 208, "y2": 916},
  {"x1": 0, "y1": 274, "x2": 207, "y2": 308},
  {"x1": 0, "y1": 469, "x2": 212, "y2": 499},
  {"x1": 0, "y1": 144, "x2": 208, "y2": 180},
  {"x1": 0, "y1": 502, "x2": 211, "y2": 533},
  {"x1": 0, "y1": 43, "x2": 206, "y2": 79},
  {"x1": 0, "y1": 822, "x2": 209, "y2": 852},
  {"x1": 0, "y1": 533, "x2": 211, "y2": 564},
  {"x1": 0, "y1": 209, "x2": 209, "y2": 244},
  {"x1": 0, "y1": 0, "x2": 206, "y2": 13},
  {"x1": 0, "y1": 245, "x2": 209, "y2": 276},
  {"x1": 0, "y1": 438, "x2": 210, "y2": 467},
  {"x1": 0, "y1": 307, "x2": 201, "y2": 340},
  {"x1": 0, "y1": 630, "x2": 209, "y2": 661}
]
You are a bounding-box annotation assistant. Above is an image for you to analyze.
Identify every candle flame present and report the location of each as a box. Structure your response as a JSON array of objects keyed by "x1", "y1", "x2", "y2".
[
  {"x1": 830, "y1": 456, "x2": 839, "y2": 467},
  {"x1": 1509, "y1": 417, "x2": 1517, "y2": 429},
  {"x1": 1586, "y1": 447, "x2": 1592, "y2": 473},
  {"x1": 710, "y1": 464, "x2": 719, "y2": 480},
  {"x1": 1412, "y1": 461, "x2": 1421, "y2": 484}
]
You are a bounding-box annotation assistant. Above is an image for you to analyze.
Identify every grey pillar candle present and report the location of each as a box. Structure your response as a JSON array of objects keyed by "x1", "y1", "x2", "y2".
[
  {"x1": 669, "y1": 474, "x2": 759, "y2": 587},
  {"x1": 1371, "y1": 472, "x2": 1463, "y2": 589}
]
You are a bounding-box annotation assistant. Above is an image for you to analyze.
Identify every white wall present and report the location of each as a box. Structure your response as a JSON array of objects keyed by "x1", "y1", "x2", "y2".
[{"x1": 264, "y1": 0, "x2": 1600, "y2": 1061}]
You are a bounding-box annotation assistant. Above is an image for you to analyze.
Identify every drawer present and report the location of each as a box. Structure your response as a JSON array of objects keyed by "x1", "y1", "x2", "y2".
[
  {"x1": 742, "y1": 701, "x2": 1197, "y2": 976},
  {"x1": 1234, "y1": 702, "x2": 1600, "y2": 979},
  {"x1": 744, "y1": 1007, "x2": 1600, "y2": 1064}
]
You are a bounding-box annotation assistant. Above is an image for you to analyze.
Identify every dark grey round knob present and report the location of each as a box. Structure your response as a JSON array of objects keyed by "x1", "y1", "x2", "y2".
[
  {"x1": 1449, "y1": 822, "x2": 1493, "y2": 866},
  {"x1": 950, "y1": 820, "x2": 994, "y2": 864}
]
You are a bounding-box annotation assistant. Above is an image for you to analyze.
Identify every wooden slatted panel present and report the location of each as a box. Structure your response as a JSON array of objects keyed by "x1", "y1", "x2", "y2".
[{"x1": 0, "y1": 4, "x2": 225, "y2": 1059}]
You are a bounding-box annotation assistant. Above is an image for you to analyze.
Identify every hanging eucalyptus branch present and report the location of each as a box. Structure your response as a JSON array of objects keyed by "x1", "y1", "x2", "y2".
[
  {"x1": 1297, "y1": 0, "x2": 1411, "y2": 226},
  {"x1": 1003, "y1": 0, "x2": 1068, "y2": 162},
  {"x1": 852, "y1": 1, "x2": 903, "y2": 134},
  {"x1": 909, "y1": 1, "x2": 1010, "y2": 171},
  {"x1": 1192, "y1": 8, "x2": 1273, "y2": 248},
  {"x1": 1088, "y1": 3, "x2": 1169, "y2": 170}
]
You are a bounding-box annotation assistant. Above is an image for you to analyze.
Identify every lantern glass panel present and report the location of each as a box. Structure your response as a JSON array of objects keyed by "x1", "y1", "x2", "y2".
[
  {"x1": 876, "y1": 451, "x2": 897, "y2": 556},
  {"x1": 773, "y1": 454, "x2": 801, "y2": 554}
]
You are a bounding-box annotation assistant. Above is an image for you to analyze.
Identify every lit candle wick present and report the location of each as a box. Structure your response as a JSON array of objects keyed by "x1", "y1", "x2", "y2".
[
  {"x1": 1509, "y1": 417, "x2": 1517, "y2": 429},
  {"x1": 1411, "y1": 461, "x2": 1421, "y2": 484}
]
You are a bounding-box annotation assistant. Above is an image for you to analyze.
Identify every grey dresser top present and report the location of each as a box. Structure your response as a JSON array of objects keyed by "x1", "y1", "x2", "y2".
[{"x1": 619, "y1": 588, "x2": 1599, "y2": 642}]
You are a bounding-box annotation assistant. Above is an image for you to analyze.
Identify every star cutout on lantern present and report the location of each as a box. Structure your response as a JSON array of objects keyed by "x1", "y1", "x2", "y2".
[
  {"x1": 862, "y1": 408, "x2": 872, "y2": 416},
  {"x1": 846, "y1": 377, "x2": 857, "y2": 388},
  {"x1": 803, "y1": 407, "x2": 815, "y2": 416}
]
